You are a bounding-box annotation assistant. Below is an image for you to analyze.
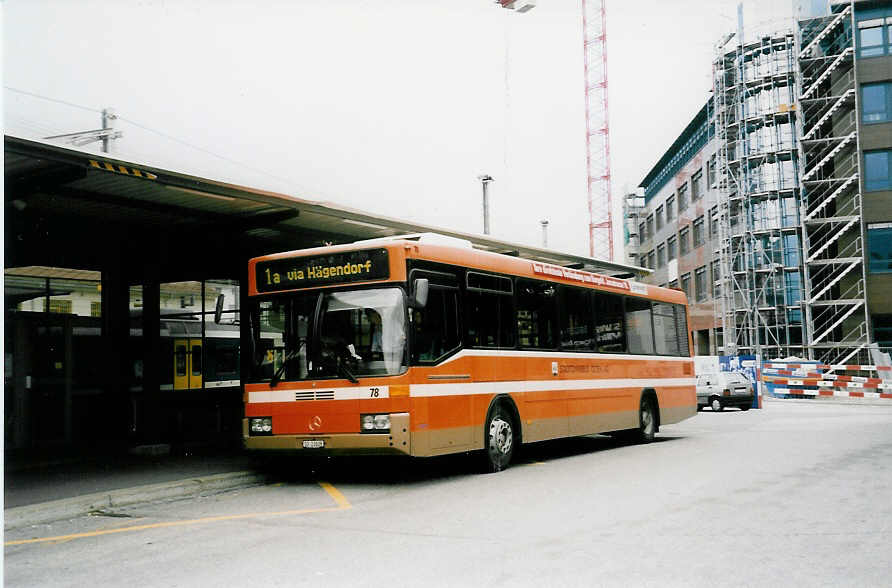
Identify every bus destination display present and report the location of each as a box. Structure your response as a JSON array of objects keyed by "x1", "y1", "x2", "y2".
[{"x1": 256, "y1": 248, "x2": 390, "y2": 292}]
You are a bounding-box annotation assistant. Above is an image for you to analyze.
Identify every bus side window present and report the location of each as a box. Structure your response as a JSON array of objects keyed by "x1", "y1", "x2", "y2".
[
  {"x1": 593, "y1": 292, "x2": 626, "y2": 353},
  {"x1": 625, "y1": 297, "x2": 656, "y2": 355},
  {"x1": 465, "y1": 290, "x2": 514, "y2": 348},
  {"x1": 412, "y1": 288, "x2": 460, "y2": 363},
  {"x1": 559, "y1": 286, "x2": 593, "y2": 351},
  {"x1": 466, "y1": 272, "x2": 514, "y2": 348},
  {"x1": 652, "y1": 302, "x2": 681, "y2": 356},
  {"x1": 675, "y1": 303, "x2": 691, "y2": 356},
  {"x1": 516, "y1": 279, "x2": 557, "y2": 349}
]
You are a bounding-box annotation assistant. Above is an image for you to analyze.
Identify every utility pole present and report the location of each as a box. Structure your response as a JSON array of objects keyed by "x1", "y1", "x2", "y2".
[
  {"x1": 101, "y1": 108, "x2": 116, "y2": 153},
  {"x1": 478, "y1": 174, "x2": 494, "y2": 235},
  {"x1": 43, "y1": 107, "x2": 121, "y2": 152}
]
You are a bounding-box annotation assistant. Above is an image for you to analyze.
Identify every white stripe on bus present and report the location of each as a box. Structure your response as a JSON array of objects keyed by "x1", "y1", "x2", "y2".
[
  {"x1": 247, "y1": 378, "x2": 695, "y2": 403},
  {"x1": 409, "y1": 377, "x2": 695, "y2": 398},
  {"x1": 250, "y1": 386, "x2": 391, "y2": 404}
]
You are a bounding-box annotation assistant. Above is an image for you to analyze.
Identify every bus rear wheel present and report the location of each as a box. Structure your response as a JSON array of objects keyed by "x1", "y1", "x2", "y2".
[
  {"x1": 482, "y1": 405, "x2": 515, "y2": 473},
  {"x1": 615, "y1": 395, "x2": 657, "y2": 444},
  {"x1": 638, "y1": 396, "x2": 657, "y2": 443}
]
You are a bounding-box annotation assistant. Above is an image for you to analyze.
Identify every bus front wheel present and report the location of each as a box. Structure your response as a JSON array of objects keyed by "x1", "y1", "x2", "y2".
[{"x1": 482, "y1": 405, "x2": 515, "y2": 473}]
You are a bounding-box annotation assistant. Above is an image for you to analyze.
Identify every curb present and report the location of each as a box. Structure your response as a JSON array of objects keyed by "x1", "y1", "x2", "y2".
[
  {"x1": 4, "y1": 470, "x2": 268, "y2": 530},
  {"x1": 763, "y1": 395, "x2": 892, "y2": 407}
]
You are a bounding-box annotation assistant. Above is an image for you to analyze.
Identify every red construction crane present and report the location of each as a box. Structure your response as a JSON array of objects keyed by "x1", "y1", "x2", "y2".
[
  {"x1": 581, "y1": 0, "x2": 613, "y2": 260},
  {"x1": 496, "y1": 0, "x2": 612, "y2": 259}
]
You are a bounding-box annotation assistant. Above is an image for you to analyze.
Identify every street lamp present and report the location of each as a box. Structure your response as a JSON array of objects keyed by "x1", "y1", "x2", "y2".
[{"x1": 477, "y1": 174, "x2": 494, "y2": 235}]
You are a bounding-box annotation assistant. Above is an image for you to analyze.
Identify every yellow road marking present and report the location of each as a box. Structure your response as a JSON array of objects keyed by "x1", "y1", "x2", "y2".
[
  {"x1": 5, "y1": 481, "x2": 350, "y2": 547},
  {"x1": 318, "y1": 481, "x2": 351, "y2": 508}
]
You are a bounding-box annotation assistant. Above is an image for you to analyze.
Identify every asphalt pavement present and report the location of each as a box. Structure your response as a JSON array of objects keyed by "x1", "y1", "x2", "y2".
[
  {"x1": 4, "y1": 447, "x2": 267, "y2": 530},
  {"x1": 5, "y1": 394, "x2": 891, "y2": 533}
]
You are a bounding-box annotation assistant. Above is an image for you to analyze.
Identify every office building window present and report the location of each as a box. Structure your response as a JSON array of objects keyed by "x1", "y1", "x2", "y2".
[
  {"x1": 709, "y1": 206, "x2": 719, "y2": 237},
  {"x1": 868, "y1": 223, "x2": 892, "y2": 274},
  {"x1": 862, "y1": 82, "x2": 892, "y2": 123},
  {"x1": 785, "y1": 271, "x2": 803, "y2": 305},
  {"x1": 667, "y1": 235, "x2": 677, "y2": 261},
  {"x1": 666, "y1": 195, "x2": 675, "y2": 221},
  {"x1": 680, "y1": 273, "x2": 692, "y2": 300},
  {"x1": 874, "y1": 314, "x2": 892, "y2": 347},
  {"x1": 691, "y1": 170, "x2": 704, "y2": 201},
  {"x1": 639, "y1": 221, "x2": 647, "y2": 241},
  {"x1": 707, "y1": 154, "x2": 717, "y2": 187},
  {"x1": 657, "y1": 243, "x2": 666, "y2": 268},
  {"x1": 656, "y1": 205, "x2": 664, "y2": 231},
  {"x1": 679, "y1": 227, "x2": 691, "y2": 256},
  {"x1": 858, "y1": 18, "x2": 889, "y2": 57},
  {"x1": 678, "y1": 184, "x2": 689, "y2": 212},
  {"x1": 647, "y1": 250, "x2": 656, "y2": 270},
  {"x1": 695, "y1": 266, "x2": 708, "y2": 302},
  {"x1": 693, "y1": 216, "x2": 705, "y2": 247},
  {"x1": 669, "y1": 279, "x2": 679, "y2": 289},
  {"x1": 865, "y1": 149, "x2": 892, "y2": 191},
  {"x1": 646, "y1": 214, "x2": 654, "y2": 241},
  {"x1": 711, "y1": 260, "x2": 721, "y2": 298}
]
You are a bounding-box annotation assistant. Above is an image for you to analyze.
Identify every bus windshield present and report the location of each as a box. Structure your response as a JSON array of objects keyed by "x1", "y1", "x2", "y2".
[{"x1": 250, "y1": 287, "x2": 407, "y2": 383}]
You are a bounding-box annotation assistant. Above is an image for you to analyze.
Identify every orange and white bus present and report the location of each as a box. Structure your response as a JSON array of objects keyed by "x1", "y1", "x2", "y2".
[{"x1": 243, "y1": 234, "x2": 696, "y2": 471}]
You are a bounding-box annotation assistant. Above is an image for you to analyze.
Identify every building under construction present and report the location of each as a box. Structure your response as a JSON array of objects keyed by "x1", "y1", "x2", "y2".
[{"x1": 633, "y1": 0, "x2": 891, "y2": 362}]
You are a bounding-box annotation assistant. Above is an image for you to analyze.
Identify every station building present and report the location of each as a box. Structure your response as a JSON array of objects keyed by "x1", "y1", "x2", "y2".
[{"x1": 4, "y1": 136, "x2": 642, "y2": 455}]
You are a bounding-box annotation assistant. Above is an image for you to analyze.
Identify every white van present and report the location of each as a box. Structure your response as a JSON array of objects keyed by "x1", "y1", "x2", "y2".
[{"x1": 696, "y1": 372, "x2": 753, "y2": 411}]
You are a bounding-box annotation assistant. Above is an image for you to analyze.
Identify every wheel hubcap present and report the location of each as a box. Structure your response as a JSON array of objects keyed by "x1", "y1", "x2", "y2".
[
  {"x1": 489, "y1": 417, "x2": 513, "y2": 455},
  {"x1": 641, "y1": 404, "x2": 654, "y2": 435}
]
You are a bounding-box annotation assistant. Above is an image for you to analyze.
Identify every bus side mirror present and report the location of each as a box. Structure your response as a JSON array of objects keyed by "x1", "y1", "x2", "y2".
[
  {"x1": 214, "y1": 294, "x2": 225, "y2": 324},
  {"x1": 412, "y1": 278, "x2": 429, "y2": 308}
]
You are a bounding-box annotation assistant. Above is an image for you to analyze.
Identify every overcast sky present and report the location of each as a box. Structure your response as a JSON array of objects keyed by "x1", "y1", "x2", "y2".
[{"x1": 3, "y1": 0, "x2": 797, "y2": 261}]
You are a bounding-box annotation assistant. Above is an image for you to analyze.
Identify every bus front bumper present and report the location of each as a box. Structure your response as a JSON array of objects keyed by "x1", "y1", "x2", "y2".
[{"x1": 242, "y1": 412, "x2": 411, "y2": 456}]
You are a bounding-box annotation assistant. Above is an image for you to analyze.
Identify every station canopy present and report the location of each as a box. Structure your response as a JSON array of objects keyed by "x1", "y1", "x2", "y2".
[{"x1": 4, "y1": 135, "x2": 645, "y2": 279}]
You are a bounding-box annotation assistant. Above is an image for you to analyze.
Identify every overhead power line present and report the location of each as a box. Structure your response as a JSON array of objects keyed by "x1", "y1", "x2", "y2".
[
  {"x1": 3, "y1": 86, "x2": 102, "y2": 114},
  {"x1": 4, "y1": 86, "x2": 301, "y2": 193}
]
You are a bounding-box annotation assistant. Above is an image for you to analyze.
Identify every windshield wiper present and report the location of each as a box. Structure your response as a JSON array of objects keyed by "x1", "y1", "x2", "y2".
[
  {"x1": 337, "y1": 360, "x2": 359, "y2": 384},
  {"x1": 270, "y1": 339, "x2": 306, "y2": 388}
]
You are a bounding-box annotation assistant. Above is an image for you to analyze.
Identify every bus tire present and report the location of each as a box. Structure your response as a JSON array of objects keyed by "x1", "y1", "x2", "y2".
[
  {"x1": 615, "y1": 393, "x2": 657, "y2": 444},
  {"x1": 481, "y1": 403, "x2": 516, "y2": 473},
  {"x1": 637, "y1": 395, "x2": 657, "y2": 443}
]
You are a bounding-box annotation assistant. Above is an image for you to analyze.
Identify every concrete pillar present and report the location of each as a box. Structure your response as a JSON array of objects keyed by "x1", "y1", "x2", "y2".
[{"x1": 101, "y1": 241, "x2": 131, "y2": 442}]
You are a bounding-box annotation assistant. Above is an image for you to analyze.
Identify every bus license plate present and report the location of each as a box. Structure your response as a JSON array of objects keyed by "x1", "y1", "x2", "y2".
[{"x1": 302, "y1": 439, "x2": 324, "y2": 449}]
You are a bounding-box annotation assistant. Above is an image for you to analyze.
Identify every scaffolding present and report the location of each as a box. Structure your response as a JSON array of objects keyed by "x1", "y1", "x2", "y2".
[
  {"x1": 712, "y1": 31, "x2": 806, "y2": 361},
  {"x1": 796, "y1": 1, "x2": 871, "y2": 365}
]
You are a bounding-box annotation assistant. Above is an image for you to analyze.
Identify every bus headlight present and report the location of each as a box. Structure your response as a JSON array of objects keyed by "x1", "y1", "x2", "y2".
[
  {"x1": 360, "y1": 413, "x2": 390, "y2": 433},
  {"x1": 250, "y1": 417, "x2": 273, "y2": 435}
]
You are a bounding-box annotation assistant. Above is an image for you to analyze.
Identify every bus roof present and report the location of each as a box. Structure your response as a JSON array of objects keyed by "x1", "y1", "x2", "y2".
[{"x1": 249, "y1": 234, "x2": 685, "y2": 305}]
